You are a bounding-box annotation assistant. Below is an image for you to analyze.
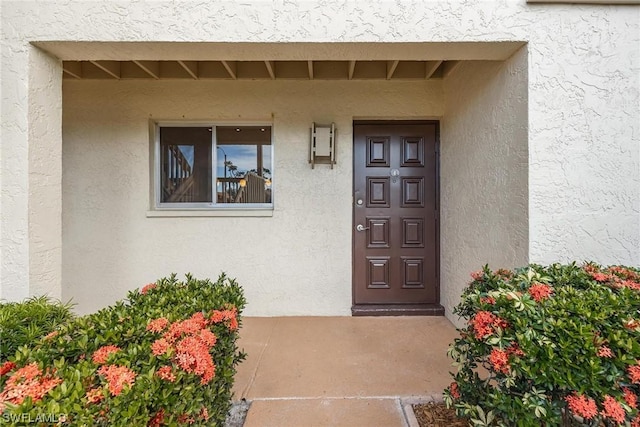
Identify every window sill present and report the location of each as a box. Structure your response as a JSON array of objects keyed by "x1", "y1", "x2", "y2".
[{"x1": 146, "y1": 209, "x2": 273, "y2": 218}]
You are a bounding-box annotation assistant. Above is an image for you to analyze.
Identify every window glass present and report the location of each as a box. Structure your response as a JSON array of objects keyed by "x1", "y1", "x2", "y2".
[
  {"x1": 216, "y1": 126, "x2": 272, "y2": 204},
  {"x1": 157, "y1": 125, "x2": 272, "y2": 207},
  {"x1": 160, "y1": 127, "x2": 212, "y2": 203}
]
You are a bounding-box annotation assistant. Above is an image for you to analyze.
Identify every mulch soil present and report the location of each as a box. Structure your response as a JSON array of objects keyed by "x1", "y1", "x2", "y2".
[{"x1": 412, "y1": 402, "x2": 469, "y2": 427}]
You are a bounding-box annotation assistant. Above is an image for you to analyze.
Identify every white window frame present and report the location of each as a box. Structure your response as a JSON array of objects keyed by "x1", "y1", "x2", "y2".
[{"x1": 149, "y1": 121, "x2": 274, "y2": 216}]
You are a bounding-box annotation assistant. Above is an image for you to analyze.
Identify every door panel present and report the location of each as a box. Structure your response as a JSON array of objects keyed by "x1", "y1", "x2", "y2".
[{"x1": 353, "y1": 122, "x2": 441, "y2": 315}]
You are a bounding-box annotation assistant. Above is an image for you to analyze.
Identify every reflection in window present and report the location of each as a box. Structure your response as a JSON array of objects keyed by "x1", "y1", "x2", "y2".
[
  {"x1": 216, "y1": 126, "x2": 272, "y2": 204},
  {"x1": 160, "y1": 127, "x2": 212, "y2": 203},
  {"x1": 157, "y1": 125, "x2": 272, "y2": 206}
]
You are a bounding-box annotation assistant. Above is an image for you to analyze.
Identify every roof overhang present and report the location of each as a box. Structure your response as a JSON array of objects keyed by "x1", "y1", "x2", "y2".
[{"x1": 33, "y1": 41, "x2": 526, "y2": 81}]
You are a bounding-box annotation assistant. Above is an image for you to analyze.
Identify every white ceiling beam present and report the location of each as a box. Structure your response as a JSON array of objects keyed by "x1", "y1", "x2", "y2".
[
  {"x1": 307, "y1": 61, "x2": 314, "y2": 79},
  {"x1": 177, "y1": 60, "x2": 198, "y2": 79},
  {"x1": 348, "y1": 60, "x2": 356, "y2": 80},
  {"x1": 264, "y1": 61, "x2": 275, "y2": 79},
  {"x1": 221, "y1": 61, "x2": 237, "y2": 79},
  {"x1": 62, "y1": 62, "x2": 82, "y2": 79},
  {"x1": 133, "y1": 60, "x2": 160, "y2": 79},
  {"x1": 425, "y1": 60, "x2": 443, "y2": 79},
  {"x1": 386, "y1": 60, "x2": 399, "y2": 79},
  {"x1": 89, "y1": 60, "x2": 120, "y2": 79}
]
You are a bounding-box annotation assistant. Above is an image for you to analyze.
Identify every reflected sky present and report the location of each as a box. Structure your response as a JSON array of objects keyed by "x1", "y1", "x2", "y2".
[
  {"x1": 174, "y1": 144, "x2": 272, "y2": 179},
  {"x1": 177, "y1": 145, "x2": 194, "y2": 168},
  {"x1": 217, "y1": 145, "x2": 271, "y2": 178}
]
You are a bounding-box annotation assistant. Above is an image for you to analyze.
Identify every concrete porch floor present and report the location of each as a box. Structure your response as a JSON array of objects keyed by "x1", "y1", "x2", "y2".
[{"x1": 232, "y1": 316, "x2": 459, "y2": 427}]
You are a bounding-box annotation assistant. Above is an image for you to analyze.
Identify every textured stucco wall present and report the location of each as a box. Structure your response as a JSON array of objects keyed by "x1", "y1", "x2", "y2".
[
  {"x1": 441, "y1": 49, "x2": 529, "y2": 327},
  {"x1": 62, "y1": 80, "x2": 443, "y2": 315},
  {"x1": 1, "y1": 42, "x2": 63, "y2": 301},
  {"x1": 28, "y1": 48, "x2": 63, "y2": 299},
  {"x1": 1, "y1": 1, "x2": 639, "y2": 313},
  {"x1": 527, "y1": 14, "x2": 640, "y2": 265}
]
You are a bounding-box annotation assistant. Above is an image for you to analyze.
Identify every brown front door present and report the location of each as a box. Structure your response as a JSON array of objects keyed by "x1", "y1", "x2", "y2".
[{"x1": 352, "y1": 122, "x2": 443, "y2": 316}]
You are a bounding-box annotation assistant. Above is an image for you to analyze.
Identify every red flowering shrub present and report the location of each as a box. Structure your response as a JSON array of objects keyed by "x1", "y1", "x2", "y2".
[
  {"x1": 0, "y1": 363, "x2": 62, "y2": 412},
  {"x1": 445, "y1": 263, "x2": 640, "y2": 426},
  {"x1": 0, "y1": 273, "x2": 246, "y2": 426}
]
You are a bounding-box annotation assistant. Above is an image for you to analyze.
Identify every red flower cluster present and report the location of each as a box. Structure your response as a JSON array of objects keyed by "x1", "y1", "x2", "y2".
[
  {"x1": 177, "y1": 414, "x2": 195, "y2": 424},
  {"x1": 470, "y1": 311, "x2": 508, "y2": 340},
  {"x1": 151, "y1": 338, "x2": 171, "y2": 356},
  {"x1": 592, "y1": 272, "x2": 609, "y2": 282},
  {"x1": 175, "y1": 410, "x2": 212, "y2": 425},
  {"x1": 565, "y1": 393, "x2": 598, "y2": 420},
  {"x1": 629, "y1": 362, "x2": 640, "y2": 384},
  {"x1": 624, "y1": 388, "x2": 638, "y2": 409},
  {"x1": 210, "y1": 307, "x2": 239, "y2": 331},
  {"x1": 0, "y1": 361, "x2": 15, "y2": 376},
  {"x1": 624, "y1": 280, "x2": 640, "y2": 291},
  {"x1": 609, "y1": 266, "x2": 640, "y2": 282},
  {"x1": 175, "y1": 336, "x2": 216, "y2": 384},
  {"x1": 197, "y1": 329, "x2": 218, "y2": 347},
  {"x1": 149, "y1": 312, "x2": 226, "y2": 384},
  {"x1": 480, "y1": 296, "x2": 496, "y2": 305},
  {"x1": 97, "y1": 365, "x2": 136, "y2": 396},
  {"x1": 164, "y1": 313, "x2": 208, "y2": 343},
  {"x1": 528, "y1": 283, "x2": 553, "y2": 303},
  {"x1": 449, "y1": 382, "x2": 460, "y2": 399},
  {"x1": 489, "y1": 348, "x2": 510, "y2": 374},
  {"x1": 141, "y1": 283, "x2": 157, "y2": 294},
  {"x1": 597, "y1": 345, "x2": 614, "y2": 358},
  {"x1": 148, "y1": 409, "x2": 165, "y2": 427},
  {"x1": 146, "y1": 317, "x2": 170, "y2": 333},
  {"x1": 470, "y1": 270, "x2": 484, "y2": 281},
  {"x1": 506, "y1": 342, "x2": 525, "y2": 357},
  {"x1": 584, "y1": 265, "x2": 640, "y2": 291},
  {"x1": 494, "y1": 268, "x2": 513, "y2": 279},
  {"x1": 85, "y1": 387, "x2": 104, "y2": 404},
  {"x1": 92, "y1": 345, "x2": 121, "y2": 364},
  {"x1": 601, "y1": 395, "x2": 625, "y2": 424},
  {"x1": 156, "y1": 366, "x2": 176, "y2": 383},
  {"x1": 200, "y1": 406, "x2": 209, "y2": 421},
  {"x1": 624, "y1": 319, "x2": 640, "y2": 331},
  {"x1": 0, "y1": 363, "x2": 61, "y2": 413}
]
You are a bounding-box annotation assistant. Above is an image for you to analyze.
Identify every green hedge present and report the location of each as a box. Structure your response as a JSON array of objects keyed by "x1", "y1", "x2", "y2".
[
  {"x1": 0, "y1": 296, "x2": 74, "y2": 359},
  {"x1": 445, "y1": 263, "x2": 640, "y2": 426},
  {"x1": 0, "y1": 273, "x2": 246, "y2": 426}
]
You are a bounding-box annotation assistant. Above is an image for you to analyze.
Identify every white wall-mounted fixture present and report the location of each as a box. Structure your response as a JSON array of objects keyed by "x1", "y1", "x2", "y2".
[{"x1": 309, "y1": 122, "x2": 336, "y2": 169}]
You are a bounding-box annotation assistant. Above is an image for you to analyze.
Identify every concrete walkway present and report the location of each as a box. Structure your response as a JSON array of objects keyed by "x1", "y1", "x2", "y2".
[{"x1": 232, "y1": 316, "x2": 458, "y2": 427}]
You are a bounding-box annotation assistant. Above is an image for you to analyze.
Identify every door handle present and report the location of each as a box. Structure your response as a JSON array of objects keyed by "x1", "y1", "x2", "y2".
[{"x1": 356, "y1": 224, "x2": 370, "y2": 232}]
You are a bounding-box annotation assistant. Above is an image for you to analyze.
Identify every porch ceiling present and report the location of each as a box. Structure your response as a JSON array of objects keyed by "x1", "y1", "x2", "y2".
[
  {"x1": 34, "y1": 41, "x2": 525, "y2": 81},
  {"x1": 62, "y1": 59, "x2": 465, "y2": 80}
]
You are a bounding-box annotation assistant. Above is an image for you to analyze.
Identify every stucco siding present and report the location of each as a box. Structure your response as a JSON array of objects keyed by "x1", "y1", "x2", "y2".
[
  {"x1": 441, "y1": 49, "x2": 529, "y2": 326},
  {"x1": 28, "y1": 48, "x2": 63, "y2": 299},
  {"x1": 527, "y1": 16, "x2": 640, "y2": 265},
  {"x1": 62, "y1": 80, "x2": 443, "y2": 315},
  {"x1": 1, "y1": 1, "x2": 638, "y2": 315}
]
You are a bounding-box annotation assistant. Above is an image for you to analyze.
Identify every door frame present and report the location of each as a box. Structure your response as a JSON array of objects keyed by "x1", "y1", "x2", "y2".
[{"x1": 351, "y1": 120, "x2": 443, "y2": 316}]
